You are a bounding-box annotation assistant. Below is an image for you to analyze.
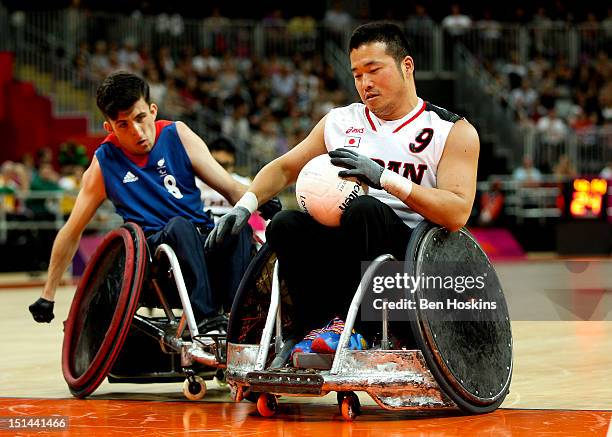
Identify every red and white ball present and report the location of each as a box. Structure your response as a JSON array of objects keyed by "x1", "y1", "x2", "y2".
[{"x1": 295, "y1": 154, "x2": 368, "y2": 227}]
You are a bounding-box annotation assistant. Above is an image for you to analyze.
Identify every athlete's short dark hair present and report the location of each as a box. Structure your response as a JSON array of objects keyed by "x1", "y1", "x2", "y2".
[
  {"x1": 209, "y1": 136, "x2": 236, "y2": 156},
  {"x1": 96, "y1": 71, "x2": 150, "y2": 120},
  {"x1": 348, "y1": 22, "x2": 412, "y2": 66}
]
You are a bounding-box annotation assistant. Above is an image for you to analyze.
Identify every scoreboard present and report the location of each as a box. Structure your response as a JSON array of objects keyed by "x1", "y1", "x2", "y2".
[
  {"x1": 569, "y1": 178, "x2": 608, "y2": 219},
  {"x1": 557, "y1": 177, "x2": 612, "y2": 254}
]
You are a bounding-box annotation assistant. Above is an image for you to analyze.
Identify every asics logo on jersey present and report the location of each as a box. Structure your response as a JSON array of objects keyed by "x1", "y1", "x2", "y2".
[
  {"x1": 346, "y1": 127, "x2": 365, "y2": 134},
  {"x1": 122, "y1": 171, "x2": 139, "y2": 183}
]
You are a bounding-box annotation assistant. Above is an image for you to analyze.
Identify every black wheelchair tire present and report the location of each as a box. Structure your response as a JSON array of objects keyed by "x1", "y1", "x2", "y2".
[
  {"x1": 404, "y1": 221, "x2": 513, "y2": 414},
  {"x1": 62, "y1": 223, "x2": 146, "y2": 398}
]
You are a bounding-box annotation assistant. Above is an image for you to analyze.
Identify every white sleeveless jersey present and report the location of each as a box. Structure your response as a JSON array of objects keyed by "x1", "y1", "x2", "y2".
[{"x1": 324, "y1": 97, "x2": 463, "y2": 228}]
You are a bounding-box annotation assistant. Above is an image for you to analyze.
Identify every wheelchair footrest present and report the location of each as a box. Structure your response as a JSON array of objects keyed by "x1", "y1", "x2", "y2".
[
  {"x1": 246, "y1": 369, "x2": 324, "y2": 394},
  {"x1": 292, "y1": 352, "x2": 333, "y2": 370}
]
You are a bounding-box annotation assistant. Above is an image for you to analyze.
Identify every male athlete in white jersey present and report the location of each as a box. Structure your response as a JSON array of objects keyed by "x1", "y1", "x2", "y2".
[{"x1": 206, "y1": 22, "x2": 479, "y2": 349}]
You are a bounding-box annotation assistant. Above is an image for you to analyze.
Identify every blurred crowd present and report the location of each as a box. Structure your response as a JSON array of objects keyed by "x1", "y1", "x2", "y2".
[
  {"x1": 0, "y1": 143, "x2": 88, "y2": 217},
  {"x1": 73, "y1": 40, "x2": 347, "y2": 166},
  {"x1": 484, "y1": 48, "x2": 611, "y2": 144},
  {"x1": 61, "y1": 2, "x2": 611, "y2": 168},
  {"x1": 3, "y1": 1, "x2": 612, "y2": 229}
]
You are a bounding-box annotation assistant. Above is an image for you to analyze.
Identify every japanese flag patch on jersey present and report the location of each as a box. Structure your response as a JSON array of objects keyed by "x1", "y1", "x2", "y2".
[{"x1": 344, "y1": 136, "x2": 361, "y2": 148}]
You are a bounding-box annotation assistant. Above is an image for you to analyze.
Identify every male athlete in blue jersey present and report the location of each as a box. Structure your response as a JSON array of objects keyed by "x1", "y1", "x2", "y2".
[{"x1": 29, "y1": 71, "x2": 280, "y2": 331}]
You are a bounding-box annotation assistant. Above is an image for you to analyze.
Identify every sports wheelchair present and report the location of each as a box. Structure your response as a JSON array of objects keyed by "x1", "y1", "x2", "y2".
[
  {"x1": 225, "y1": 221, "x2": 513, "y2": 420},
  {"x1": 62, "y1": 222, "x2": 234, "y2": 400}
]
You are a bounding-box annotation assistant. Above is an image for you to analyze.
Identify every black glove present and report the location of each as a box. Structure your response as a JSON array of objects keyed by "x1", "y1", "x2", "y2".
[
  {"x1": 329, "y1": 148, "x2": 384, "y2": 189},
  {"x1": 29, "y1": 297, "x2": 55, "y2": 323},
  {"x1": 258, "y1": 196, "x2": 282, "y2": 220},
  {"x1": 204, "y1": 206, "x2": 251, "y2": 253}
]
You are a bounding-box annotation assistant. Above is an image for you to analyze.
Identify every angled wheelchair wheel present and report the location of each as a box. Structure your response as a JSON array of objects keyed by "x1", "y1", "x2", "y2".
[
  {"x1": 404, "y1": 221, "x2": 513, "y2": 414},
  {"x1": 227, "y1": 243, "x2": 294, "y2": 346},
  {"x1": 62, "y1": 222, "x2": 147, "y2": 398}
]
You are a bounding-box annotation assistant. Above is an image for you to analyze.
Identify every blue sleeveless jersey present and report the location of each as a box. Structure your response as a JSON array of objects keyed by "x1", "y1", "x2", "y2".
[{"x1": 95, "y1": 121, "x2": 213, "y2": 232}]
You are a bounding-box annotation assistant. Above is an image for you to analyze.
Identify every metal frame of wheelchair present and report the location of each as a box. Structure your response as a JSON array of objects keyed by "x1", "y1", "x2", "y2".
[
  {"x1": 225, "y1": 222, "x2": 513, "y2": 420},
  {"x1": 62, "y1": 222, "x2": 226, "y2": 400}
]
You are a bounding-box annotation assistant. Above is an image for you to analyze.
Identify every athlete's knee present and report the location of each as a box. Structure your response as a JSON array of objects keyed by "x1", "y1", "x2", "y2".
[
  {"x1": 164, "y1": 216, "x2": 197, "y2": 241},
  {"x1": 265, "y1": 210, "x2": 306, "y2": 245}
]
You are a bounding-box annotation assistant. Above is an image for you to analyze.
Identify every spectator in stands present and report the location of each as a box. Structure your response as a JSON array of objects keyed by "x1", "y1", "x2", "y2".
[
  {"x1": 570, "y1": 107, "x2": 597, "y2": 133},
  {"x1": 510, "y1": 6, "x2": 528, "y2": 25},
  {"x1": 161, "y1": 77, "x2": 190, "y2": 117},
  {"x1": 323, "y1": 0, "x2": 353, "y2": 34},
  {"x1": 1, "y1": 160, "x2": 30, "y2": 193},
  {"x1": 145, "y1": 67, "x2": 167, "y2": 106},
  {"x1": 202, "y1": 7, "x2": 230, "y2": 54},
  {"x1": 536, "y1": 108, "x2": 569, "y2": 145},
  {"x1": 73, "y1": 41, "x2": 91, "y2": 85},
  {"x1": 405, "y1": 4, "x2": 434, "y2": 67},
  {"x1": 405, "y1": 4, "x2": 434, "y2": 34},
  {"x1": 58, "y1": 141, "x2": 89, "y2": 171},
  {"x1": 0, "y1": 162, "x2": 18, "y2": 214},
  {"x1": 527, "y1": 52, "x2": 551, "y2": 85},
  {"x1": 58, "y1": 164, "x2": 85, "y2": 217},
  {"x1": 476, "y1": 9, "x2": 502, "y2": 56},
  {"x1": 502, "y1": 51, "x2": 527, "y2": 90},
  {"x1": 441, "y1": 4, "x2": 472, "y2": 37},
  {"x1": 202, "y1": 6, "x2": 230, "y2": 31},
  {"x1": 155, "y1": 9, "x2": 184, "y2": 38},
  {"x1": 221, "y1": 98, "x2": 250, "y2": 143},
  {"x1": 511, "y1": 78, "x2": 538, "y2": 118},
  {"x1": 192, "y1": 47, "x2": 220, "y2": 76},
  {"x1": 579, "y1": 12, "x2": 601, "y2": 56},
  {"x1": 251, "y1": 117, "x2": 286, "y2": 165},
  {"x1": 118, "y1": 38, "x2": 143, "y2": 74},
  {"x1": 90, "y1": 40, "x2": 110, "y2": 81},
  {"x1": 217, "y1": 59, "x2": 241, "y2": 100},
  {"x1": 295, "y1": 61, "x2": 320, "y2": 111},
  {"x1": 599, "y1": 161, "x2": 612, "y2": 179},
  {"x1": 20, "y1": 153, "x2": 35, "y2": 186},
  {"x1": 262, "y1": 9, "x2": 285, "y2": 28},
  {"x1": 552, "y1": 154, "x2": 577, "y2": 180},
  {"x1": 478, "y1": 179, "x2": 505, "y2": 226},
  {"x1": 530, "y1": 7, "x2": 554, "y2": 55},
  {"x1": 513, "y1": 155, "x2": 543, "y2": 186},
  {"x1": 156, "y1": 46, "x2": 175, "y2": 78},
  {"x1": 262, "y1": 9, "x2": 287, "y2": 54},
  {"x1": 27, "y1": 162, "x2": 61, "y2": 219},
  {"x1": 599, "y1": 79, "x2": 612, "y2": 124},
  {"x1": 603, "y1": 8, "x2": 612, "y2": 38},
  {"x1": 271, "y1": 63, "x2": 296, "y2": 99}
]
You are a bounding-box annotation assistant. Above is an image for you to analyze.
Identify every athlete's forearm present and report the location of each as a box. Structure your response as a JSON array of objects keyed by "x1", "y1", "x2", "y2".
[
  {"x1": 41, "y1": 227, "x2": 82, "y2": 301},
  {"x1": 227, "y1": 180, "x2": 249, "y2": 205},
  {"x1": 403, "y1": 183, "x2": 473, "y2": 232},
  {"x1": 247, "y1": 158, "x2": 294, "y2": 205}
]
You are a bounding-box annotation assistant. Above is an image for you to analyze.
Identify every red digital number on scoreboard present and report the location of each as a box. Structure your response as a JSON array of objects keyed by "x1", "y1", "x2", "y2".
[{"x1": 570, "y1": 178, "x2": 607, "y2": 218}]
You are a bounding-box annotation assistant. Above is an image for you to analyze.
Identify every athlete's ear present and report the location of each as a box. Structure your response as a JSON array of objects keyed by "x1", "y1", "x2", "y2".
[
  {"x1": 403, "y1": 56, "x2": 414, "y2": 76},
  {"x1": 103, "y1": 120, "x2": 113, "y2": 134},
  {"x1": 149, "y1": 103, "x2": 158, "y2": 119}
]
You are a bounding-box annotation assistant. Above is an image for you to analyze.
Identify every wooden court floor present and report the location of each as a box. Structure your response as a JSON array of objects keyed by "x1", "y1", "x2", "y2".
[{"x1": 0, "y1": 259, "x2": 610, "y2": 436}]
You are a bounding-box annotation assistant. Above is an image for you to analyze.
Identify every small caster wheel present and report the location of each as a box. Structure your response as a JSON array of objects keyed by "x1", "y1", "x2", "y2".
[
  {"x1": 341, "y1": 392, "x2": 360, "y2": 421},
  {"x1": 256, "y1": 393, "x2": 278, "y2": 417},
  {"x1": 183, "y1": 375, "x2": 206, "y2": 400},
  {"x1": 336, "y1": 391, "x2": 347, "y2": 406},
  {"x1": 243, "y1": 387, "x2": 259, "y2": 403},
  {"x1": 214, "y1": 368, "x2": 227, "y2": 387}
]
